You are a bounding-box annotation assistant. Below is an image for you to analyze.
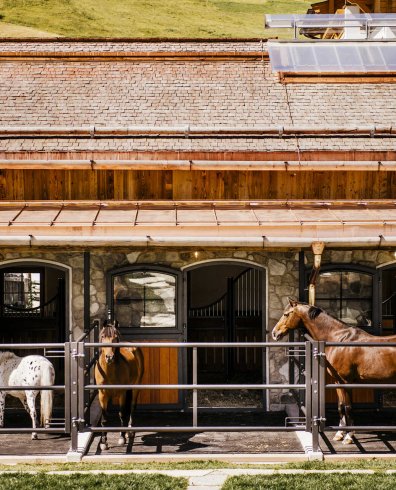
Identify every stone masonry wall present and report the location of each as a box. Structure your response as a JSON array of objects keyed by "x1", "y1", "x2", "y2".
[{"x1": 1, "y1": 247, "x2": 394, "y2": 408}]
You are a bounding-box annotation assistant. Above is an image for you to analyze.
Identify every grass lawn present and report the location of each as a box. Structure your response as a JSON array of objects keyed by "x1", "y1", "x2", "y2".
[
  {"x1": 0, "y1": 0, "x2": 311, "y2": 38},
  {"x1": 222, "y1": 473, "x2": 396, "y2": 490},
  {"x1": 0, "y1": 473, "x2": 187, "y2": 490}
]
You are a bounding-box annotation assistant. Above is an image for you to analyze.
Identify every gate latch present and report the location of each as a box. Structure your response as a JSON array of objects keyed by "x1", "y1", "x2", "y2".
[
  {"x1": 72, "y1": 417, "x2": 85, "y2": 427},
  {"x1": 313, "y1": 350, "x2": 326, "y2": 359},
  {"x1": 313, "y1": 416, "x2": 326, "y2": 425},
  {"x1": 71, "y1": 350, "x2": 85, "y2": 359}
]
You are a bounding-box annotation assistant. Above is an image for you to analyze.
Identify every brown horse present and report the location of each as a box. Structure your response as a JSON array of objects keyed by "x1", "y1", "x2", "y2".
[
  {"x1": 272, "y1": 299, "x2": 396, "y2": 444},
  {"x1": 95, "y1": 321, "x2": 144, "y2": 451}
]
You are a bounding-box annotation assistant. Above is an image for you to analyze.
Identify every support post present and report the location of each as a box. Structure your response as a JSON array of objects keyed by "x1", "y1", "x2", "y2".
[
  {"x1": 192, "y1": 347, "x2": 198, "y2": 427},
  {"x1": 311, "y1": 340, "x2": 320, "y2": 452},
  {"x1": 308, "y1": 242, "x2": 325, "y2": 306},
  {"x1": 70, "y1": 341, "x2": 79, "y2": 453},
  {"x1": 84, "y1": 251, "x2": 90, "y2": 333}
]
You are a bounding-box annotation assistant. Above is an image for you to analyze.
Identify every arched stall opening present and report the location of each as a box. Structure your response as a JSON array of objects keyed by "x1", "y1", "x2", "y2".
[
  {"x1": 0, "y1": 261, "x2": 68, "y2": 431},
  {"x1": 185, "y1": 262, "x2": 266, "y2": 410}
]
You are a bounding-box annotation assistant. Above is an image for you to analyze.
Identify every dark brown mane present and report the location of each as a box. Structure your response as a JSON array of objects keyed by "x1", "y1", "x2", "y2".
[
  {"x1": 308, "y1": 305, "x2": 323, "y2": 320},
  {"x1": 100, "y1": 324, "x2": 121, "y2": 341}
]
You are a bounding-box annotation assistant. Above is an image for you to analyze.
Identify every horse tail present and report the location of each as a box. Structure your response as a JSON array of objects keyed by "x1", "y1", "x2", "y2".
[{"x1": 40, "y1": 360, "x2": 55, "y2": 428}]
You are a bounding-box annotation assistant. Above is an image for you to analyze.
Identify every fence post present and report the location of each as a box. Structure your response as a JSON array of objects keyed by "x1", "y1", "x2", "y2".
[
  {"x1": 305, "y1": 341, "x2": 312, "y2": 433},
  {"x1": 311, "y1": 340, "x2": 320, "y2": 452},
  {"x1": 193, "y1": 347, "x2": 198, "y2": 427},
  {"x1": 64, "y1": 342, "x2": 71, "y2": 435},
  {"x1": 70, "y1": 341, "x2": 79, "y2": 453},
  {"x1": 318, "y1": 341, "x2": 326, "y2": 432}
]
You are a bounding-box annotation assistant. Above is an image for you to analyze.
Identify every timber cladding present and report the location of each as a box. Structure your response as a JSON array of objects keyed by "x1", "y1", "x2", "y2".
[{"x1": 1, "y1": 169, "x2": 396, "y2": 200}]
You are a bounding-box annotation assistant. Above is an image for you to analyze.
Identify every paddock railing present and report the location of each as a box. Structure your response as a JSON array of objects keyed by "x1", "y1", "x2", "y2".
[{"x1": 2, "y1": 337, "x2": 396, "y2": 455}]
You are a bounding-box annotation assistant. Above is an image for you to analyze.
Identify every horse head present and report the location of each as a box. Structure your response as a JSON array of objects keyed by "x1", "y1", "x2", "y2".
[
  {"x1": 272, "y1": 298, "x2": 301, "y2": 341},
  {"x1": 100, "y1": 320, "x2": 121, "y2": 365}
]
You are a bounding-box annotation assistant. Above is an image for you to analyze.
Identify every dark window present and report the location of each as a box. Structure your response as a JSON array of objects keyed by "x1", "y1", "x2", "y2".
[{"x1": 315, "y1": 270, "x2": 373, "y2": 328}]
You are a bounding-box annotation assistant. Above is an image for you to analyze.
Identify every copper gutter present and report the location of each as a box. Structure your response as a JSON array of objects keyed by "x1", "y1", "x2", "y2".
[{"x1": 0, "y1": 125, "x2": 394, "y2": 137}]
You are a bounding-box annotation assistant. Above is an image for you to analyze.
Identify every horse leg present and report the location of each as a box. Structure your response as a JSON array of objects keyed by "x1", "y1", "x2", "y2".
[
  {"x1": 0, "y1": 391, "x2": 5, "y2": 428},
  {"x1": 342, "y1": 390, "x2": 354, "y2": 445},
  {"x1": 99, "y1": 391, "x2": 109, "y2": 451},
  {"x1": 25, "y1": 391, "x2": 39, "y2": 440},
  {"x1": 118, "y1": 391, "x2": 129, "y2": 446},
  {"x1": 333, "y1": 387, "x2": 347, "y2": 442},
  {"x1": 127, "y1": 389, "x2": 139, "y2": 442}
]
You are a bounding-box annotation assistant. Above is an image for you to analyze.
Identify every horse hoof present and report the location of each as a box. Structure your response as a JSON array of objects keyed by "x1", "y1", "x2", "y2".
[
  {"x1": 31, "y1": 433, "x2": 38, "y2": 440},
  {"x1": 333, "y1": 432, "x2": 344, "y2": 441},
  {"x1": 99, "y1": 442, "x2": 109, "y2": 451},
  {"x1": 342, "y1": 435, "x2": 354, "y2": 445},
  {"x1": 118, "y1": 436, "x2": 126, "y2": 446}
]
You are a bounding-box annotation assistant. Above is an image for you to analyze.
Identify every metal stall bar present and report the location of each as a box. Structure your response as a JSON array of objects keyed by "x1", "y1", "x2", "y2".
[
  {"x1": 70, "y1": 341, "x2": 79, "y2": 452},
  {"x1": 305, "y1": 341, "x2": 312, "y2": 432},
  {"x1": 82, "y1": 340, "x2": 308, "y2": 434},
  {"x1": 311, "y1": 340, "x2": 320, "y2": 452}
]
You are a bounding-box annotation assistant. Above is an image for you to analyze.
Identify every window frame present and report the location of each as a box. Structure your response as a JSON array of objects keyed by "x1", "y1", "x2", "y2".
[
  {"x1": 0, "y1": 266, "x2": 45, "y2": 318},
  {"x1": 107, "y1": 265, "x2": 182, "y2": 335},
  {"x1": 303, "y1": 263, "x2": 379, "y2": 333}
]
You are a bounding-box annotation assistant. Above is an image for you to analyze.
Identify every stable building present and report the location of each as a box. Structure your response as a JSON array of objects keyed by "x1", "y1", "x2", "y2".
[{"x1": 0, "y1": 31, "x2": 395, "y2": 412}]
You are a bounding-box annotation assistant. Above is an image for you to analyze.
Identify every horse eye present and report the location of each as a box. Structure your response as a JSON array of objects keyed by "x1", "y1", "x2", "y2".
[{"x1": 284, "y1": 313, "x2": 289, "y2": 317}]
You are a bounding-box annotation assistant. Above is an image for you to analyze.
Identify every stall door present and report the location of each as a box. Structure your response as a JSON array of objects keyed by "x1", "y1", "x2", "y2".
[{"x1": 187, "y1": 265, "x2": 265, "y2": 384}]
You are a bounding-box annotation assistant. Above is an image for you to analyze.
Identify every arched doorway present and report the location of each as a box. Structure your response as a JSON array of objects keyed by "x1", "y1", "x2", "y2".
[
  {"x1": 185, "y1": 261, "x2": 266, "y2": 408},
  {"x1": 0, "y1": 261, "x2": 68, "y2": 345}
]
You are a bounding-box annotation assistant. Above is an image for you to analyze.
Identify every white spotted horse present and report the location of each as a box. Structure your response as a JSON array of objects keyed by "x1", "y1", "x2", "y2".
[
  {"x1": 95, "y1": 321, "x2": 144, "y2": 451},
  {"x1": 0, "y1": 351, "x2": 55, "y2": 439}
]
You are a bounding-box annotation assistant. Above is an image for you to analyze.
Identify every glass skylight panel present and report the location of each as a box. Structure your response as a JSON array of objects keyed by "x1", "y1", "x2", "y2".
[{"x1": 268, "y1": 42, "x2": 396, "y2": 73}]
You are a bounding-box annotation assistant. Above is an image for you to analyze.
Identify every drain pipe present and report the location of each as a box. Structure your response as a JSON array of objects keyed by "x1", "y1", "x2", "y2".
[{"x1": 308, "y1": 241, "x2": 325, "y2": 305}]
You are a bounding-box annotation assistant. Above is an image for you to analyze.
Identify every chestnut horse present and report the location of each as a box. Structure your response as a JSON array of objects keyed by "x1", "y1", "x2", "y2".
[
  {"x1": 95, "y1": 321, "x2": 144, "y2": 450},
  {"x1": 272, "y1": 299, "x2": 396, "y2": 444}
]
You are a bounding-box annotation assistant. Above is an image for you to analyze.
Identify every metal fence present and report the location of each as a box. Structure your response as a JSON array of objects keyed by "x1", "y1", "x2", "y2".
[{"x1": 2, "y1": 335, "x2": 396, "y2": 455}]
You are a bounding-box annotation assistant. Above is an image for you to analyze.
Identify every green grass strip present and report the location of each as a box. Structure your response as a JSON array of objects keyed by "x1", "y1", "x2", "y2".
[
  {"x1": 0, "y1": 473, "x2": 188, "y2": 490},
  {"x1": 222, "y1": 473, "x2": 396, "y2": 490}
]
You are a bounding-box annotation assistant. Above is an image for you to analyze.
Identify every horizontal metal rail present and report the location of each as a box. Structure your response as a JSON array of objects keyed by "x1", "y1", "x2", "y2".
[
  {"x1": 87, "y1": 426, "x2": 305, "y2": 433},
  {"x1": 326, "y1": 425, "x2": 396, "y2": 431},
  {"x1": 326, "y1": 342, "x2": 396, "y2": 347},
  {"x1": 86, "y1": 383, "x2": 306, "y2": 390},
  {"x1": 0, "y1": 428, "x2": 66, "y2": 434},
  {"x1": 0, "y1": 385, "x2": 64, "y2": 390},
  {"x1": 85, "y1": 341, "x2": 304, "y2": 348},
  {"x1": 327, "y1": 383, "x2": 396, "y2": 389},
  {"x1": 0, "y1": 343, "x2": 65, "y2": 349}
]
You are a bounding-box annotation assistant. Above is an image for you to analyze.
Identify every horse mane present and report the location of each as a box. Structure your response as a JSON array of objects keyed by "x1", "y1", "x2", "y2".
[
  {"x1": 308, "y1": 305, "x2": 323, "y2": 320},
  {"x1": 0, "y1": 351, "x2": 18, "y2": 364},
  {"x1": 100, "y1": 323, "x2": 121, "y2": 341}
]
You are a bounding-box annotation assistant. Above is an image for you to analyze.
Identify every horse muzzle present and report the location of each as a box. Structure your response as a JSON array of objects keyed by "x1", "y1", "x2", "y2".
[{"x1": 272, "y1": 328, "x2": 284, "y2": 341}]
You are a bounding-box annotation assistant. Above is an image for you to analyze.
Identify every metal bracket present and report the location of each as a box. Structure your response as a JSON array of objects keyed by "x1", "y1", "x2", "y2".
[
  {"x1": 313, "y1": 416, "x2": 326, "y2": 425},
  {"x1": 72, "y1": 417, "x2": 85, "y2": 427},
  {"x1": 313, "y1": 350, "x2": 326, "y2": 359},
  {"x1": 71, "y1": 350, "x2": 85, "y2": 359}
]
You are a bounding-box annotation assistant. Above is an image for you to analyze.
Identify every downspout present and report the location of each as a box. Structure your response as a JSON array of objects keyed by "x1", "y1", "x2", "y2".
[{"x1": 308, "y1": 241, "x2": 325, "y2": 305}]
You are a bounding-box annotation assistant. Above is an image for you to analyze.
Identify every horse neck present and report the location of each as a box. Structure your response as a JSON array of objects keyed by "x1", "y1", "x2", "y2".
[{"x1": 298, "y1": 306, "x2": 346, "y2": 341}]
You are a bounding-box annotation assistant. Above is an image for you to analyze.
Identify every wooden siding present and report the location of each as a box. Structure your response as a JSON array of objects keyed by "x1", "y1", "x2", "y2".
[
  {"x1": 1, "y1": 170, "x2": 396, "y2": 201},
  {"x1": 138, "y1": 342, "x2": 179, "y2": 406}
]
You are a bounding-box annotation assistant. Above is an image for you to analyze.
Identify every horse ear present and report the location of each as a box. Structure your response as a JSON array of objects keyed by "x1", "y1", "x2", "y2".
[
  {"x1": 288, "y1": 297, "x2": 298, "y2": 307},
  {"x1": 115, "y1": 320, "x2": 119, "y2": 329},
  {"x1": 102, "y1": 319, "x2": 108, "y2": 328}
]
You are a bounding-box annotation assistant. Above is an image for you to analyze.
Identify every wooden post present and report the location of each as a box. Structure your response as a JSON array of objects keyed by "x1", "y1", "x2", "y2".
[
  {"x1": 329, "y1": 0, "x2": 335, "y2": 13},
  {"x1": 308, "y1": 242, "x2": 325, "y2": 305}
]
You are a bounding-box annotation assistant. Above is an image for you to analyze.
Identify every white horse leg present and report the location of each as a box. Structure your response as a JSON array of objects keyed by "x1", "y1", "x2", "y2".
[
  {"x1": 0, "y1": 392, "x2": 5, "y2": 428},
  {"x1": 25, "y1": 391, "x2": 39, "y2": 440}
]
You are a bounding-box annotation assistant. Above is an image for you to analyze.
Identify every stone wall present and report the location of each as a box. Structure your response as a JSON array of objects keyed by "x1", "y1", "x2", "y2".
[{"x1": 2, "y1": 246, "x2": 395, "y2": 408}]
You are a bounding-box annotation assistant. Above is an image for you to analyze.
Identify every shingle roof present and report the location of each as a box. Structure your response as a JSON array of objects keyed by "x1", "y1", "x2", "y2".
[{"x1": 0, "y1": 40, "x2": 395, "y2": 161}]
